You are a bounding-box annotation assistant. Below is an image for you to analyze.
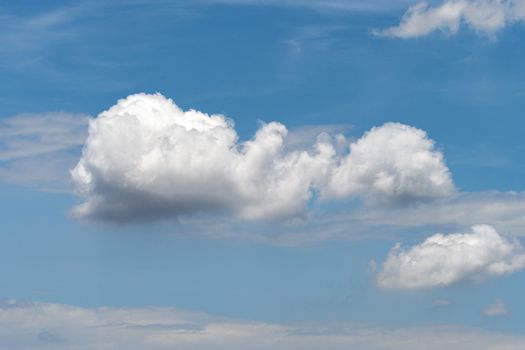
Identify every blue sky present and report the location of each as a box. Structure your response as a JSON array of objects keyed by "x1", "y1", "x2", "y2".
[{"x1": 2, "y1": 1, "x2": 525, "y2": 349}]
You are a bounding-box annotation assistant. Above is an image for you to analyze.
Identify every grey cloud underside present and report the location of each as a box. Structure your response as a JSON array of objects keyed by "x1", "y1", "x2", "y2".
[
  {"x1": 2, "y1": 300, "x2": 525, "y2": 350},
  {"x1": 71, "y1": 93, "x2": 454, "y2": 223},
  {"x1": 79, "y1": 184, "x2": 234, "y2": 223}
]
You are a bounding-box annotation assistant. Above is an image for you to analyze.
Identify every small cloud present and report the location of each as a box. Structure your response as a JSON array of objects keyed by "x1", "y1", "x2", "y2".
[
  {"x1": 374, "y1": 0, "x2": 525, "y2": 39},
  {"x1": 377, "y1": 225, "x2": 525, "y2": 290},
  {"x1": 433, "y1": 299, "x2": 453, "y2": 307},
  {"x1": 482, "y1": 298, "x2": 508, "y2": 316}
]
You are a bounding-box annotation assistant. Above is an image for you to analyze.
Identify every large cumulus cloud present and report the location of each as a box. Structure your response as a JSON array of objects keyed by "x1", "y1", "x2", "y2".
[
  {"x1": 377, "y1": 225, "x2": 525, "y2": 290},
  {"x1": 72, "y1": 93, "x2": 453, "y2": 222}
]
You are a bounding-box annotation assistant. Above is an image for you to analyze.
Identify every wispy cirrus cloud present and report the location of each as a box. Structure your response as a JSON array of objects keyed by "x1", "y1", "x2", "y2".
[
  {"x1": 0, "y1": 112, "x2": 88, "y2": 160},
  {"x1": 207, "y1": 190, "x2": 525, "y2": 247},
  {"x1": 0, "y1": 112, "x2": 89, "y2": 191},
  {"x1": 204, "y1": 0, "x2": 416, "y2": 12},
  {"x1": 344, "y1": 191, "x2": 525, "y2": 237},
  {"x1": 0, "y1": 4, "x2": 86, "y2": 67}
]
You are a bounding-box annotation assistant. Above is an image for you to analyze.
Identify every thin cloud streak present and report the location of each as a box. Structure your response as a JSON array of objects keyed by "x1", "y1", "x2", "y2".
[
  {"x1": 204, "y1": 0, "x2": 417, "y2": 12},
  {"x1": 0, "y1": 112, "x2": 89, "y2": 191}
]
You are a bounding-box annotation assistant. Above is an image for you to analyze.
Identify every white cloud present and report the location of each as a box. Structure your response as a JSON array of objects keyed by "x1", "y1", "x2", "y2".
[
  {"x1": 1, "y1": 299, "x2": 525, "y2": 350},
  {"x1": 377, "y1": 225, "x2": 525, "y2": 290},
  {"x1": 325, "y1": 123, "x2": 453, "y2": 203},
  {"x1": 482, "y1": 298, "x2": 508, "y2": 316},
  {"x1": 71, "y1": 93, "x2": 453, "y2": 223},
  {"x1": 0, "y1": 112, "x2": 89, "y2": 190},
  {"x1": 375, "y1": 0, "x2": 525, "y2": 38}
]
